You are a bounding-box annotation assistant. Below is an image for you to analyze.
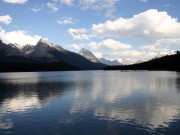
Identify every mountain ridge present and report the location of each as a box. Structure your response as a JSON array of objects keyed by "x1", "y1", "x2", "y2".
[
  {"x1": 78, "y1": 48, "x2": 122, "y2": 66},
  {"x1": 104, "y1": 53, "x2": 180, "y2": 71},
  {"x1": 0, "y1": 40, "x2": 106, "y2": 71}
]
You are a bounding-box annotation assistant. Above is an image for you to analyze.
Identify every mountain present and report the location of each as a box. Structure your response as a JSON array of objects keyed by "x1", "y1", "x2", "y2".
[
  {"x1": 99, "y1": 58, "x2": 122, "y2": 66},
  {"x1": 0, "y1": 39, "x2": 106, "y2": 71},
  {"x1": 120, "y1": 59, "x2": 134, "y2": 65},
  {"x1": 21, "y1": 44, "x2": 35, "y2": 54},
  {"x1": 79, "y1": 48, "x2": 98, "y2": 63},
  {"x1": 0, "y1": 40, "x2": 23, "y2": 57},
  {"x1": 29, "y1": 39, "x2": 64, "y2": 58},
  {"x1": 104, "y1": 53, "x2": 180, "y2": 71},
  {"x1": 0, "y1": 40, "x2": 34, "y2": 63},
  {"x1": 79, "y1": 48, "x2": 122, "y2": 66}
]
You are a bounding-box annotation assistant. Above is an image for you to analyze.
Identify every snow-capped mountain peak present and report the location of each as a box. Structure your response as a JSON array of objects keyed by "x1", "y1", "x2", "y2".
[
  {"x1": 79, "y1": 48, "x2": 122, "y2": 65},
  {"x1": 79, "y1": 48, "x2": 99, "y2": 63},
  {"x1": 8, "y1": 43, "x2": 24, "y2": 50},
  {"x1": 37, "y1": 39, "x2": 64, "y2": 52},
  {"x1": 99, "y1": 58, "x2": 122, "y2": 66}
]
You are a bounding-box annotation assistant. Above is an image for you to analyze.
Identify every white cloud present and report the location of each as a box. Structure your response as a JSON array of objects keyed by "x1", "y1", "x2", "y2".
[
  {"x1": 113, "y1": 50, "x2": 152, "y2": 59},
  {"x1": 140, "y1": 0, "x2": 148, "y2": 2},
  {"x1": 3, "y1": 0, "x2": 28, "y2": 4},
  {"x1": 68, "y1": 28, "x2": 89, "y2": 40},
  {"x1": 106, "y1": 49, "x2": 172, "y2": 64},
  {"x1": 59, "y1": 0, "x2": 118, "y2": 17},
  {"x1": 156, "y1": 38, "x2": 180, "y2": 46},
  {"x1": 140, "y1": 37, "x2": 180, "y2": 55},
  {"x1": 92, "y1": 9, "x2": 180, "y2": 40},
  {"x1": 89, "y1": 45, "x2": 171, "y2": 64},
  {"x1": 96, "y1": 50, "x2": 156, "y2": 64},
  {"x1": 67, "y1": 44, "x2": 84, "y2": 50},
  {"x1": 46, "y1": 3, "x2": 58, "y2": 12},
  {"x1": 67, "y1": 9, "x2": 179, "y2": 62},
  {"x1": 60, "y1": 0, "x2": 74, "y2": 6},
  {"x1": 30, "y1": 8, "x2": 41, "y2": 13},
  {"x1": 57, "y1": 17, "x2": 76, "y2": 25},
  {"x1": 93, "y1": 52, "x2": 103, "y2": 58},
  {"x1": 30, "y1": 4, "x2": 44, "y2": 13},
  {"x1": 0, "y1": 27, "x2": 43, "y2": 46},
  {"x1": 79, "y1": 0, "x2": 118, "y2": 17},
  {"x1": 89, "y1": 39, "x2": 132, "y2": 51},
  {"x1": 0, "y1": 15, "x2": 12, "y2": 25},
  {"x1": 141, "y1": 44, "x2": 168, "y2": 52}
]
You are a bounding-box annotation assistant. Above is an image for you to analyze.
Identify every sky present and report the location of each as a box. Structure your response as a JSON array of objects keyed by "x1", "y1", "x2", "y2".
[{"x1": 0, "y1": 0, "x2": 180, "y2": 63}]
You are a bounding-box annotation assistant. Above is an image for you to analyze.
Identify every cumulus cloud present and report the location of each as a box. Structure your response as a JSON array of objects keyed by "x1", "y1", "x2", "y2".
[
  {"x1": 113, "y1": 50, "x2": 154, "y2": 59},
  {"x1": 156, "y1": 38, "x2": 180, "y2": 46},
  {"x1": 92, "y1": 9, "x2": 180, "y2": 40},
  {"x1": 141, "y1": 44, "x2": 168, "y2": 52},
  {"x1": 0, "y1": 27, "x2": 43, "y2": 46},
  {"x1": 67, "y1": 44, "x2": 84, "y2": 51},
  {"x1": 93, "y1": 52, "x2": 103, "y2": 58},
  {"x1": 57, "y1": 17, "x2": 76, "y2": 25},
  {"x1": 92, "y1": 46, "x2": 171, "y2": 63},
  {"x1": 3, "y1": 0, "x2": 28, "y2": 4},
  {"x1": 140, "y1": 37, "x2": 180, "y2": 56},
  {"x1": 0, "y1": 15, "x2": 12, "y2": 25},
  {"x1": 46, "y1": 3, "x2": 58, "y2": 12},
  {"x1": 68, "y1": 28, "x2": 89, "y2": 40},
  {"x1": 66, "y1": 9, "x2": 180, "y2": 63},
  {"x1": 89, "y1": 39, "x2": 132, "y2": 51},
  {"x1": 94, "y1": 50, "x2": 158, "y2": 64}
]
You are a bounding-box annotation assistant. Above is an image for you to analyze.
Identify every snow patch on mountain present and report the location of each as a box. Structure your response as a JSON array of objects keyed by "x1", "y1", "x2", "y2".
[
  {"x1": 8, "y1": 43, "x2": 24, "y2": 50},
  {"x1": 79, "y1": 48, "x2": 99, "y2": 63},
  {"x1": 22, "y1": 44, "x2": 34, "y2": 54},
  {"x1": 79, "y1": 48, "x2": 122, "y2": 65},
  {"x1": 37, "y1": 39, "x2": 64, "y2": 52},
  {"x1": 99, "y1": 58, "x2": 122, "y2": 66}
]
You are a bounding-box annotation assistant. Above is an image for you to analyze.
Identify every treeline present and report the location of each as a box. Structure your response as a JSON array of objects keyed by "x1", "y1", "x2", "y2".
[
  {"x1": 104, "y1": 53, "x2": 180, "y2": 71},
  {"x1": 0, "y1": 62, "x2": 80, "y2": 72}
]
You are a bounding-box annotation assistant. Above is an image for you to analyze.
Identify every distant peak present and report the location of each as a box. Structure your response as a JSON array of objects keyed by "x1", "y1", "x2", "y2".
[
  {"x1": 37, "y1": 39, "x2": 55, "y2": 47},
  {"x1": 79, "y1": 48, "x2": 91, "y2": 53},
  {"x1": 37, "y1": 39, "x2": 65, "y2": 52},
  {"x1": 79, "y1": 48, "x2": 99, "y2": 63},
  {"x1": 38, "y1": 39, "x2": 49, "y2": 44},
  {"x1": 79, "y1": 47, "x2": 86, "y2": 51}
]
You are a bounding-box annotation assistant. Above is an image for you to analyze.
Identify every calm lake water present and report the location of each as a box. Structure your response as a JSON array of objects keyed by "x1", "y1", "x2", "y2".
[{"x1": 0, "y1": 71, "x2": 180, "y2": 135}]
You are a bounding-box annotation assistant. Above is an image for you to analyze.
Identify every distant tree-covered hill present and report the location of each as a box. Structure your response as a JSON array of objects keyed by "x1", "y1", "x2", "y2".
[
  {"x1": 104, "y1": 53, "x2": 180, "y2": 71},
  {"x1": 0, "y1": 62, "x2": 80, "y2": 72}
]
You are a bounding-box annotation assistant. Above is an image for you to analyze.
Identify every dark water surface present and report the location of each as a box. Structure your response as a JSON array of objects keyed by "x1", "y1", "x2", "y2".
[{"x1": 0, "y1": 71, "x2": 180, "y2": 135}]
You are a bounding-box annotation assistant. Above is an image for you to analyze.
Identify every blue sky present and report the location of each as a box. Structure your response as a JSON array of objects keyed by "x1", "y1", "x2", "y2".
[{"x1": 0, "y1": 0, "x2": 180, "y2": 62}]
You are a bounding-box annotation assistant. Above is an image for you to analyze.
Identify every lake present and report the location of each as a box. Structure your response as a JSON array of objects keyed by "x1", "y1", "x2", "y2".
[{"x1": 0, "y1": 71, "x2": 180, "y2": 135}]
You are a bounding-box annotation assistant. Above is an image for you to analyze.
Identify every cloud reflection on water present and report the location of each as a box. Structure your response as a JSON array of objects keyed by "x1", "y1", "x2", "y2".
[
  {"x1": 70, "y1": 71, "x2": 180, "y2": 128},
  {"x1": 0, "y1": 72, "x2": 76, "y2": 130},
  {"x1": 0, "y1": 71, "x2": 180, "y2": 132}
]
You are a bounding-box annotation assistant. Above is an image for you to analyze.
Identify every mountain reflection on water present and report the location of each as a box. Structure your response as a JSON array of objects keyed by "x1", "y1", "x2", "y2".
[{"x1": 0, "y1": 71, "x2": 180, "y2": 135}]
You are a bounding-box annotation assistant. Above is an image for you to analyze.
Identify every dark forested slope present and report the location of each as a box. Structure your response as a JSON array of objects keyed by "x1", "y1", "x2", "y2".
[{"x1": 104, "y1": 53, "x2": 180, "y2": 71}]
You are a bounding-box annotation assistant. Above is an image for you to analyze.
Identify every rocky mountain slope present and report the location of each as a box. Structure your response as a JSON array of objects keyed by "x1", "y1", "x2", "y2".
[
  {"x1": 78, "y1": 48, "x2": 122, "y2": 66},
  {"x1": 0, "y1": 39, "x2": 106, "y2": 71}
]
